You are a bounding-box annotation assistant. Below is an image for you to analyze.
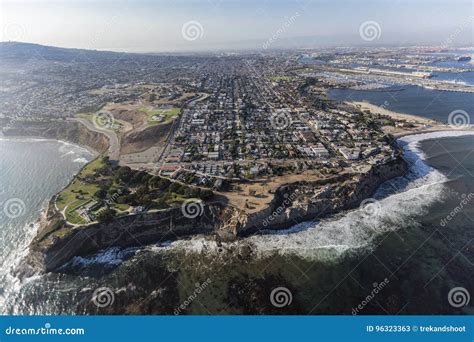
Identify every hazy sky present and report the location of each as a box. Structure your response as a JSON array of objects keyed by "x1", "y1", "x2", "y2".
[{"x1": 0, "y1": 0, "x2": 472, "y2": 52}]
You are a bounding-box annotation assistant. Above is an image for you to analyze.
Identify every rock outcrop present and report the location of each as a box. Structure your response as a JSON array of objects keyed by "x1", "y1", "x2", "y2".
[{"x1": 25, "y1": 156, "x2": 408, "y2": 273}]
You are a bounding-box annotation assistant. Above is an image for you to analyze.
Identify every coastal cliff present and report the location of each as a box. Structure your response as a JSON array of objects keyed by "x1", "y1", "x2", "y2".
[
  {"x1": 2, "y1": 120, "x2": 109, "y2": 154},
  {"x1": 235, "y1": 156, "x2": 407, "y2": 236},
  {"x1": 26, "y1": 156, "x2": 408, "y2": 273}
]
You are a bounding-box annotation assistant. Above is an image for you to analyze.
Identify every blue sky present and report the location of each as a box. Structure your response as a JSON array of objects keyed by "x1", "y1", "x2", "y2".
[{"x1": 1, "y1": 0, "x2": 472, "y2": 51}]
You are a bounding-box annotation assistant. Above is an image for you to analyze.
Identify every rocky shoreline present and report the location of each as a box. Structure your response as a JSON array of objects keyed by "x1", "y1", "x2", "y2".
[
  {"x1": 23, "y1": 154, "x2": 408, "y2": 274},
  {"x1": 5, "y1": 120, "x2": 409, "y2": 275}
]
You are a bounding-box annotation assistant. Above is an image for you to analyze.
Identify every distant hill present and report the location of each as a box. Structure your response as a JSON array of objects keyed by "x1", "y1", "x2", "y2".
[{"x1": 0, "y1": 41, "x2": 133, "y2": 63}]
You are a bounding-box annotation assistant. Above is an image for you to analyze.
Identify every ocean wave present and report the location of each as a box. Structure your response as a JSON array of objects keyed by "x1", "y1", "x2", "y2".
[
  {"x1": 0, "y1": 139, "x2": 93, "y2": 314},
  {"x1": 57, "y1": 140, "x2": 93, "y2": 156},
  {"x1": 0, "y1": 137, "x2": 60, "y2": 143},
  {"x1": 60, "y1": 247, "x2": 139, "y2": 270},
  {"x1": 0, "y1": 137, "x2": 94, "y2": 157},
  {"x1": 158, "y1": 131, "x2": 474, "y2": 260},
  {"x1": 72, "y1": 157, "x2": 89, "y2": 164},
  {"x1": 0, "y1": 220, "x2": 41, "y2": 314},
  {"x1": 60, "y1": 150, "x2": 76, "y2": 157}
]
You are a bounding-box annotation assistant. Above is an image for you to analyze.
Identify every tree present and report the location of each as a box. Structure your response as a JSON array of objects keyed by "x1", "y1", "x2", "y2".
[
  {"x1": 96, "y1": 208, "x2": 117, "y2": 223},
  {"x1": 199, "y1": 189, "x2": 214, "y2": 201},
  {"x1": 116, "y1": 193, "x2": 135, "y2": 205},
  {"x1": 154, "y1": 197, "x2": 168, "y2": 209},
  {"x1": 183, "y1": 187, "x2": 200, "y2": 198},
  {"x1": 138, "y1": 194, "x2": 153, "y2": 207},
  {"x1": 115, "y1": 166, "x2": 132, "y2": 182},
  {"x1": 157, "y1": 178, "x2": 171, "y2": 190},
  {"x1": 130, "y1": 170, "x2": 150, "y2": 185},
  {"x1": 149, "y1": 176, "x2": 162, "y2": 189},
  {"x1": 94, "y1": 189, "x2": 108, "y2": 200},
  {"x1": 169, "y1": 182, "x2": 184, "y2": 194}
]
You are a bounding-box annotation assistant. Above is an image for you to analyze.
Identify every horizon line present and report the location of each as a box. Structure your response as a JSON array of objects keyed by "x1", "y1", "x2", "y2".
[{"x1": 2, "y1": 40, "x2": 473, "y2": 56}]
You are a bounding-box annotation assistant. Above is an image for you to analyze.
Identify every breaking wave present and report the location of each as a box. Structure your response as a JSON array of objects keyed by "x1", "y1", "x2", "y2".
[
  {"x1": 0, "y1": 138, "x2": 93, "y2": 314},
  {"x1": 162, "y1": 131, "x2": 474, "y2": 260},
  {"x1": 73, "y1": 157, "x2": 89, "y2": 164},
  {"x1": 59, "y1": 247, "x2": 139, "y2": 274}
]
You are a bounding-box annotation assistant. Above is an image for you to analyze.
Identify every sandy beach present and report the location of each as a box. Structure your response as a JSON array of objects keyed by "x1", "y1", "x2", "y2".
[
  {"x1": 350, "y1": 101, "x2": 438, "y2": 124},
  {"x1": 348, "y1": 101, "x2": 474, "y2": 137}
]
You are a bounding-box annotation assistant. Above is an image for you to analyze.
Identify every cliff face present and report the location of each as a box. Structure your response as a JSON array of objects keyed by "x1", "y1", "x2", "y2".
[
  {"x1": 235, "y1": 156, "x2": 408, "y2": 236},
  {"x1": 27, "y1": 156, "x2": 408, "y2": 273},
  {"x1": 2, "y1": 121, "x2": 109, "y2": 153},
  {"x1": 29, "y1": 204, "x2": 232, "y2": 272}
]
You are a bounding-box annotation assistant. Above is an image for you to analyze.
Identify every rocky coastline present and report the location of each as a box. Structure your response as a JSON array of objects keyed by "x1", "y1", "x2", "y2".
[
  {"x1": 24, "y1": 154, "x2": 408, "y2": 274},
  {"x1": 2, "y1": 120, "x2": 109, "y2": 154}
]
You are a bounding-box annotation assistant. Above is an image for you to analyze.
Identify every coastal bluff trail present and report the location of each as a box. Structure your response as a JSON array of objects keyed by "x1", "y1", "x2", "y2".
[{"x1": 24, "y1": 156, "x2": 407, "y2": 273}]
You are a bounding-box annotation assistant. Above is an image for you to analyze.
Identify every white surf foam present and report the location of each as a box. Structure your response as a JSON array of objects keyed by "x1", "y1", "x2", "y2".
[
  {"x1": 159, "y1": 131, "x2": 474, "y2": 260},
  {"x1": 61, "y1": 247, "x2": 139, "y2": 269},
  {"x1": 0, "y1": 138, "x2": 93, "y2": 314},
  {"x1": 60, "y1": 150, "x2": 76, "y2": 157},
  {"x1": 72, "y1": 157, "x2": 89, "y2": 164},
  {"x1": 0, "y1": 220, "x2": 41, "y2": 313}
]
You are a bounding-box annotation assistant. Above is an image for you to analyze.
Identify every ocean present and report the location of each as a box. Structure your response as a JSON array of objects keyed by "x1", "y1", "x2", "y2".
[
  {"x1": 0, "y1": 138, "x2": 93, "y2": 314},
  {"x1": 327, "y1": 85, "x2": 474, "y2": 124},
  {"x1": 0, "y1": 131, "x2": 473, "y2": 314}
]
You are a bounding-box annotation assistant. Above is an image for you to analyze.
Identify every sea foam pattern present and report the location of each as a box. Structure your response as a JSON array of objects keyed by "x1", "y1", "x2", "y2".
[{"x1": 161, "y1": 131, "x2": 474, "y2": 260}]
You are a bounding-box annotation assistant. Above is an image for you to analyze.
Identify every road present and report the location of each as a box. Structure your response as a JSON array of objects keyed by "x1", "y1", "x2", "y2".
[
  {"x1": 71, "y1": 117, "x2": 120, "y2": 161},
  {"x1": 156, "y1": 92, "x2": 210, "y2": 166}
]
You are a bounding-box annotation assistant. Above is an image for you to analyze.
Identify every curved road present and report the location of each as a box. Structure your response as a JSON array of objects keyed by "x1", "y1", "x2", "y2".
[{"x1": 70, "y1": 117, "x2": 120, "y2": 161}]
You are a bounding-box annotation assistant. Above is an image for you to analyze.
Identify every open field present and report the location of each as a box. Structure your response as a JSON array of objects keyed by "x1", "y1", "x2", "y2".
[
  {"x1": 139, "y1": 107, "x2": 181, "y2": 126},
  {"x1": 56, "y1": 157, "x2": 104, "y2": 211},
  {"x1": 55, "y1": 157, "x2": 131, "y2": 224},
  {"x1": 76, "y1": 112, "x2": 123, "y2": 133},
  {"x1": 64, "y1": 199, "x2": 90, "y2": 225},
  {"x1": 221, "y1": 169, "x2": 330, "y2": 213}
]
